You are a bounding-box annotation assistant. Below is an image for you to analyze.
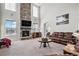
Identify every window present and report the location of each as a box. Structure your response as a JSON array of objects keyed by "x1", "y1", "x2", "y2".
[
  {"x1": 32, "y1": 4, "x2": 40, "y2": 32},
  {"x1": 5, "y1": 20, "x2": 16, "y2": 35},
  {"x1": 33, "y1": 6, "x2": 39, "y2": 17},
  {"x1": 5, "y1": 3, "x2": 16, "y2": 11}
]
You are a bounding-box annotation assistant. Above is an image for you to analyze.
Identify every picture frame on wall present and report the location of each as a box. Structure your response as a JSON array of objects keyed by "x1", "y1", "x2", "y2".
[{"x1": 56, "y1": 13, "x2": 69, "y2": 25}]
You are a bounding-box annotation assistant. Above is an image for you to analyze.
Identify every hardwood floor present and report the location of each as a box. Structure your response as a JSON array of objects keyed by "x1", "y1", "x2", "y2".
[{"x1": 0, "y1": 38, "x2": 65, "y2": 56}]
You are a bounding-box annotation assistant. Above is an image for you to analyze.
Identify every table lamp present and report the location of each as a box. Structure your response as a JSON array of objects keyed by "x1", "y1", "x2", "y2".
[
  {"x1": 73, "y1": 30, "x2": 79, "y2": 39},
  {"x1": 73, "y1": 30, "x2": 79, "y2": 52}
]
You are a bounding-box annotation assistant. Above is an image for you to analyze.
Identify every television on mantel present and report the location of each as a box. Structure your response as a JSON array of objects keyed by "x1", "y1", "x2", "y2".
[{"x1": 21, "y1": 20, "x2": 31, "y2": 27}]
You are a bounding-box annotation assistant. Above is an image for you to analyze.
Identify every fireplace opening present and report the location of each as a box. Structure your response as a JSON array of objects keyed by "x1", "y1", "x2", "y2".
[{"x1": 22, "y1": 31, "x2": 29, "y2": 37}]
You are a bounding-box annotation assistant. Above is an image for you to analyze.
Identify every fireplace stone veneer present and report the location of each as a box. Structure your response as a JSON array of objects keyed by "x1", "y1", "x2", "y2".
[{"x1": 20, "y1": 3, "x2": 31, "y2": 40}]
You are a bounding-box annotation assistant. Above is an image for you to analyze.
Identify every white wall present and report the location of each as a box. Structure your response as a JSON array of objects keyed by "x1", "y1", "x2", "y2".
[
  {"x1": 0, "y1": 3, "x2": 20, "y2": 41},
  {"x1": 78, "y1": 4, "x2": 79, "y2": 30},
  {"x1": 0, "y1": 4, "x2": 2, "y2": 38},
  {"x1": 40, "y1": 3, "x2": 79, "y2": 36}
]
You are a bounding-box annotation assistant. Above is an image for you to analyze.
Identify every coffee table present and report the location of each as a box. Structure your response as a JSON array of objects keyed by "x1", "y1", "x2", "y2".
[{"x1": 39, "y1": 38, "x2": 51, "y2": 48}]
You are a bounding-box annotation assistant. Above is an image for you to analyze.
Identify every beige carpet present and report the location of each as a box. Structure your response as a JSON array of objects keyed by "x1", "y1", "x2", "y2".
[{"x1": 0, "y1": 38, "x2": 65, "y2": 56}]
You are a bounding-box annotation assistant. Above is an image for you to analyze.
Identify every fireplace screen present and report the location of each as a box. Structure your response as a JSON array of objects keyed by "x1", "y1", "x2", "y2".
[{"x1": 22, "y1": 31, "x2": 29, "y2": 37}]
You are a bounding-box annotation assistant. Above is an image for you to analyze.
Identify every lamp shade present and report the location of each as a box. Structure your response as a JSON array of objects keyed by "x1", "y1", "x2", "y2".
[{"x1": 73, "y1": 30, "x2": 79, "y2": 39}]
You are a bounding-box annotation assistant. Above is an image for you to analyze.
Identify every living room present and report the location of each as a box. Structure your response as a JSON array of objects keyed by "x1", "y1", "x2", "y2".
[{"x1": 0, "y1": 3, "x2": 79, "y2": 56}]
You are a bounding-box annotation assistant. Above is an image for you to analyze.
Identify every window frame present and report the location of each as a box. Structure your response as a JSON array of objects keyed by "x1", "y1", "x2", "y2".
[
  {"x1": 31, "y1": 4, "x2": 40, "y2": 32},
  {"x1": 5, "y1": 20, "x2": 16, "y2": 36},
  {"x1": 5, "y1": 3, "x2": 16, "y2": 11}
]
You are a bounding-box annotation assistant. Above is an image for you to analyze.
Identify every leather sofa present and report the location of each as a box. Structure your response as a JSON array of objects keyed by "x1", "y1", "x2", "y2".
[
  {"x1": 49, "y1": 32, "x2": 76, "y2": 45},
  {"x1": 32, "y1": 32, "x2": 42, "y2": 38}
]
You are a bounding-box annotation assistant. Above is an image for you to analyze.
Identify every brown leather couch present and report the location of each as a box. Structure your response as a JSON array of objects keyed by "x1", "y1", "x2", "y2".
[
  {"x1": 32, "y1": 32, "x2": 42, "y2": 38},
  {"x1": 50, "y1": 32, "x2": 76, "y2": 45}
]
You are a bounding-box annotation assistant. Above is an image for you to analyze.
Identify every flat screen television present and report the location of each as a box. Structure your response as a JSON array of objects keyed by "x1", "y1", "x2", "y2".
[{"x1": 21, "y1": 20, "x2": 31, "y2": 26}]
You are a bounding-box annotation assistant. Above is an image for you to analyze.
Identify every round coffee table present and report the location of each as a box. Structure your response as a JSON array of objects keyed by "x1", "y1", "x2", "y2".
[{"x1": 39, "y1": 38, "x2": 51, "y2": 48}]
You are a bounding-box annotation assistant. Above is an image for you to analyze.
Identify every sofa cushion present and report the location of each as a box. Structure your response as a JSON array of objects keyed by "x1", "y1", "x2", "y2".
[
  {"x1": 64, "y1": 32, "x2": 73, "y2": 38},
  {"x1": 32, "y1": 32, "x2": 42, "y2": 38},
  {"x1": 52, "y1": 32, "x2": 59, "y2": 38},
  {"x1": 52, "y1": 32, "x2": 56, "y2": 37},
  {"x1": 50, "y1": 32, "x2": 74, "y2": 44},
  {"x1": 63, "y1": 32, "x2": 73, "y2": 41},
  {"x1": 58, "y1": 32, "x2": 64, "y2": 39}
]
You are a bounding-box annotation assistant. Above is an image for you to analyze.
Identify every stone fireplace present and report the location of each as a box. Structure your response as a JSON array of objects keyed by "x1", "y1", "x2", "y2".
[{"x1": 20, "y1": 3, "x2": 31, "y2": 40}]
